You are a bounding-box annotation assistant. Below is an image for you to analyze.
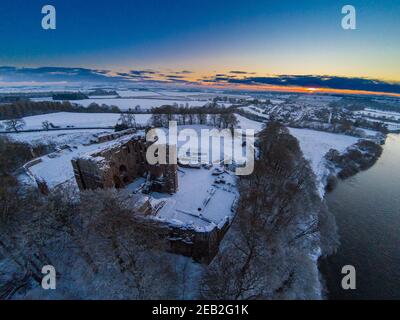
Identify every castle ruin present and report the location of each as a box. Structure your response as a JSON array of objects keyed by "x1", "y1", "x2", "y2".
[
  {"x1": 69, "y1": 130, "x2": 234, "y2": 264},
  {"x1": 71, "y1": 133, "x2": 178, "y2": 194}
]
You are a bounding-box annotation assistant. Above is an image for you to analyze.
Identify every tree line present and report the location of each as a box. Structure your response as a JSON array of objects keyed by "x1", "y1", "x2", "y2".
[
  {"x1": 0, "y1": 100, "x2": 122, "y2": 120},
  {"x1": 200, "y1": 122, "x2": 339, "y2": 299},
  {"x1": 149, "y1": 104, "x2": 239, "y2": 131}
]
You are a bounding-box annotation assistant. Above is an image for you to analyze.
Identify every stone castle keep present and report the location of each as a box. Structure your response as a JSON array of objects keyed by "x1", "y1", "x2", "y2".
[
  {"x1": 71, "y1": 134, "x2": 178, "y2": 194},
  {"x1": 69, "y1": 130, "x2": 232, "y2": 264}
]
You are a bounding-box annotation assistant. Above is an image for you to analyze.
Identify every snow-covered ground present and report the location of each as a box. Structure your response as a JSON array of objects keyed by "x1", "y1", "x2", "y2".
[
  {"x1": 235, "y1": 114, "x2": 265, "y2": 132},
  {"x1": 151, "y1": 124, "x2": 252, "y2": 165},
  {"x1": 364, "y1": 118, "x2": 400, "y2": 132},
  {"x1": 117, "y1": 89, "x2": 215, "y2": 99},
  {"x1": 357, "y1": 108, "x2": 400, "y2": 121},
  {"x1": 88, "y1": 95, "x2": 119, "y2": 99},
  {"x1": 116, "y1": 90, "x2": 162, "y2": 97},
  {"x1": 360, "y1": 127, "x2": 380, "y2": 137},
  {"x1": 152, "y1": 167, "x2": 237, "y2": 232},
  {"x1": 5, "y1": 129, "x2": 112, "y2": 146},
  {"x1": 1, "y1": 112, "x2": 152, "y2": 130},
  {"x1": 27, "y1": 133, "x2": 138, "y2": 188},
  {"x1": 288, "y1": 128, "x2": 358, "y2": 196},
  {"x1": 353, "y1": 109, "x2": 400, "y2": 131},
  {"x1": 156, "y1": 90, "x2": 213, "y2": 98},
  {"x1": 239, "y1": 106, "x2": 269, "y2": 119}
]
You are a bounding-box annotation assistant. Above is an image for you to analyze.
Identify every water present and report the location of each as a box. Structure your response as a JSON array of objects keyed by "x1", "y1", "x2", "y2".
[{"x1": 322, "y1": 134, "x2": 400, "y2": 300}]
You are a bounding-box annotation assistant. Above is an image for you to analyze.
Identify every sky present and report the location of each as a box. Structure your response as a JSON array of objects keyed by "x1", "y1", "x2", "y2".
[{"x1": 0, "y1": 0, "x2": 399, "y2": 95}]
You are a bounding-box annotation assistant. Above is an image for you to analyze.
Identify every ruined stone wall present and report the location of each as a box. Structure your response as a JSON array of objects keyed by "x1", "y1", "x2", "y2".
[
  {"x1": 144, "y1": 144, "x2": 178, "y2": 193},
  {"x1": 72, "y1": 136, "x2": 178, "y2": 193},
  {"x1": 167, "y1": 219, "x2": 230, "y2": 264},
  {"x1": 99, "y1": 139, "x2": 147, "y2": 189},
  {"x1": 71, "y1": 158, "x2": 104, "y2": 190},
  {"x1": 92, "y1": 128, "x2": 137, "y2": 144}
]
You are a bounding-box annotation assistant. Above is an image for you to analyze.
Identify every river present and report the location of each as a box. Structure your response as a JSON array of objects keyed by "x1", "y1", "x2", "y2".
[{"x1": 321, "y1": 133, "x2": 400, "y2": 299}]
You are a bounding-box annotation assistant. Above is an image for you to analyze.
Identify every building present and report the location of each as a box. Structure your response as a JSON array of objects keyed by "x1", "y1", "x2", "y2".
[{"x1": 71, "y1": 133, "x2": 178, "y2": 194}]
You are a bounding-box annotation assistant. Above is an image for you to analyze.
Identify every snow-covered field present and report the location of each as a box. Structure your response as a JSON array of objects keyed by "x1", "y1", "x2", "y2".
[
  {"x1": 88, "y1": 95, "x2": 119, "y2": 99},
  {"x1": 75, "y1": 98, "x2": 209, "y2": 110},
  {"x1": 31, "y1": 97, "x2": 211, "y2": 110},
  {"x1": 156, "y1": 90, "x2": 214, "y2": 97},
  {"x1": 235, "y1": 114, "x2": 265, "y2": 132},
  {"x1": 239, "y1": 105, "x2": 269, "y2": 119},
  {"x1": 358, "y1": 108, "x2": 400, "y2": 121},
  {"x1": 366, "y1": 118, "x2": 400, "y2": 131},
  {"x1": 1, "y1": 112, "x2": 152, "y2": 130},
  {"x1": 353, "y1": 109, "x2": 400, "y2": 131},
  {"x1": 116, "y1": 90, "x2": 162, "y2": 97},
  {"x1": 3, "y1": 112, "x2": 262, "y2": 150},
  {"x1": 289, "y1": 128, "x2": 358, "y2": 196},
  {"x1": 117, "y1": 89, "x2": 215, "y2": 99}
]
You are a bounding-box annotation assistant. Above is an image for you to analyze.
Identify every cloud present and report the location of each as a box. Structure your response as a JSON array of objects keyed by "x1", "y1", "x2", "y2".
[
  {"x1": 206, "y1": 74, "x2": 400, "y2": 94},
  {"x1": 117, "y1": 72, "x2": 154, "y2": 80},
  {"x1": 165, "y1": 74, "x2": 185, "y2": 79},
  {"x1": 172, "y1": 70, "x2": 193, "y2": 75},
  {"x1": 0, "y1": 66, "x2": 120, "y2": 83},
  {"x1": 1, "y1": 66, "x2": 400, "y2": 95},
  {"x1": 129, "y1": 69, "x2": 157, "y2": 75},
  {"x1": 0, "y1": 66, "x2": 167, "y2": 84},
  {"x1": 229, "y1": 70, "x2": 256, "y2": 75}
]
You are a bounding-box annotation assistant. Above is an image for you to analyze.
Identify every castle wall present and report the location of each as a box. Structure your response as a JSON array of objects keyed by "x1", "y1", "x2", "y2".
[
  {"x1": 72, "y1": 136, "x2": 178, "y2": 193},
  {"x1": 167, "y1": 218, "x2": 230, "y2": 264}
]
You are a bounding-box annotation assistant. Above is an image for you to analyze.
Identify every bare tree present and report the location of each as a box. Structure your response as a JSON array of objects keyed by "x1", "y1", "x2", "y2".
[
  {"x1": 117, "y1": 113, "x2": 137, "y2": 129},
  {"x1": 4, "y1": 119, "x2": 26, "y2": 132},
  {"x1": 42, "y1": 120, "x2": 51, "y2": 131}
]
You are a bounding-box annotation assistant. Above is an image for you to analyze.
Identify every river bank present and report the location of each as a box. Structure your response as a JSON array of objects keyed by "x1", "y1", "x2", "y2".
[{"x1": 320, "y1": 134, "x2": 400, "y2": 299}]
